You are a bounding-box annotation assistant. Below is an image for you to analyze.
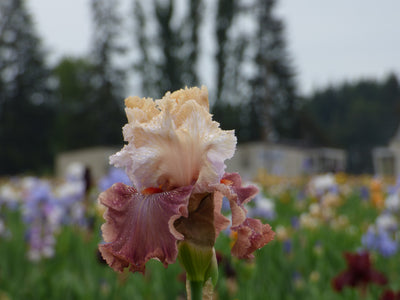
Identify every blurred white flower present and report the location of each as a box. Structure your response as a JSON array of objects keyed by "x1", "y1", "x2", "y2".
[
  {"x1": 309, "y1": 203, "x2": 321, "y2": 216},
  {"x1": 300, "y1": 213, "x2": 319, "y2": 229},
  {"x1": 376, "y1": 213, "x2": 398, "y2": 232},
  {"x1": 248, "y1": 194, "x2": 276, "y2": 220},
  {"x1": 0, "y1": 184, "x2": 20, "y2": 208},
  {"x1": 385, "y1": 193, "x2": 400, "y2": 211},
  {"x1": 55, "y1": 181, "x2": 85, "y2": 200},
  {"x1": 65, "y1": 162, "x2": 85, "y2": 181},
  {"x1": 308, "y1": 173, "x2": 337, "y2": 197}
]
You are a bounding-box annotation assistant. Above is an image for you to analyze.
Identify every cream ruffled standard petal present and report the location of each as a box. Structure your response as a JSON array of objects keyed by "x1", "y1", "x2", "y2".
[{"x1": 110, "y1": 86, "x2": 236, "y2": 194}]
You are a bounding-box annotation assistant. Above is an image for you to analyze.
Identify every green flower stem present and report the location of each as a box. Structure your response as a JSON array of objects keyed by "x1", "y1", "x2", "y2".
[
  {"x1": 188, "y1": 280, "x2": 203, "y2": 300},
  {"x1": 178, "y1": 242, "x2": 214, "y2": 282}
]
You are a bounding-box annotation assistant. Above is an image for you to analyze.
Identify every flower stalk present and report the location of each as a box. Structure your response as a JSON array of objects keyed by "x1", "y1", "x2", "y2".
[{"x1": 178, "y1": 241, "x2": 218, "y2": 299}]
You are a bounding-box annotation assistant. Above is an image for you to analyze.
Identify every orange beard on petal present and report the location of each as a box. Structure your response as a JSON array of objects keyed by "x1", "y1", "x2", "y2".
[
  {"x1": 220, "y1": 178, "x2": 233, "y2": 186},
  {"x1": 142, "y1": 187, "x2": 163, "y2": 195}
]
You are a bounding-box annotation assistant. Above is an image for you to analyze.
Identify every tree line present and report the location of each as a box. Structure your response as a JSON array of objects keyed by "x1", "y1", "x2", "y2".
[
  {"x1": 303, "y1": 74, "x2": 400, "y2": 173},
  {"x1": 0, "y1": 0, "x2": 399, "y2": 175}
]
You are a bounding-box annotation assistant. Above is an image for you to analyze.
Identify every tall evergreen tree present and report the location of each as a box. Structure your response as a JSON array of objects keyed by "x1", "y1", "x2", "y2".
[
  {"x1": 212, "y1": 0, "x2": 298, "y2": 143},
  {"x1": 131, "y1": 0, "x2": 298, "y2": 144},
  {"x1": 0, "y1": 0, "x2": 53, "y2": 174},
  {"x1": 51, "y1": 57, "x2": 98, "y2": 152},
  {"x1": 132, "y1": 0, "x2": 202, "y2": 98},
  {"x1": 214, "y1": 0, "x2": 237, "y2": 104},
  {"x1": 132, "y1": 0, "x2": 160, "y2": 98},
  {"x1": 304, "y1": 74, "x2": 400, "y2": 173},
  {"x1": 213, "y1": 0, "x2": 258, "y2": 142},
  {"x1": 249, "y1": 0, "x2": 297, "y2": 141},
  {"x1": 154, "y1": 0, "x2": 182, "y2": 93},
  {"x1": 89, "y1": 0, "x2": 126, "y2": 145},
  {"x1": 182, "y1": 0, "x2": 201, "y2": 86}
]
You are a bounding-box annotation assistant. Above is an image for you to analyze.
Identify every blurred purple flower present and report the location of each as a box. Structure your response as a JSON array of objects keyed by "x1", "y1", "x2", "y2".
[
  {"x1": 302, "y1": 157, "x2": 313, "y2": 174},
  {"x1": 221, "y1": 196, "x2": 230, "y2": 213},
  {"x1": 359, "y1": 186, "x2": 370, "y2": 201},
  {"x1": 362, "y1": 227, "x2": 398, "y2": 258},
  {"x1": 23, "y1": 180, "x2": 55, "y2": 222},
  {"x1": 291, "y1": 217, "x2": 300, "y2": 230},
  {"x1": 296, "y1": 190, "x2": 306, "y2": 201},
  {"x1": 283, "y1": 239, "x2": 292, "y2": 254},
  {"x1": 56, "y1": 180, "x2": 86, "y2": 226},
  {"x1": 362, "y1": 227, "x2": 376, "y2": 248},
  {"x1": 386, "y1": 176, "x2": 400, "y2": 195},
  {"x1": 328, "y1": 185, "x2": 339, "y2": 195},
  {"x1": 98, "y1": 167, "x2": 132, "y2": 192},
  {"x1": 22, "y1": 179, "x2": 61, "y2": 261}
]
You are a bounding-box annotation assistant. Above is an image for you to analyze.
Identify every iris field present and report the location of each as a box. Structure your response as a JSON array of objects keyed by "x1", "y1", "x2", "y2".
[{"x1": 0, "y1": 168, "x2": 399, "y2": 299}]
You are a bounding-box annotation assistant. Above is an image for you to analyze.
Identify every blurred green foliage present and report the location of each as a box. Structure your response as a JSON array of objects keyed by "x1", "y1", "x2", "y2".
[{"x1": 0, "y1": 190, "x2": 398, "y2": 299}]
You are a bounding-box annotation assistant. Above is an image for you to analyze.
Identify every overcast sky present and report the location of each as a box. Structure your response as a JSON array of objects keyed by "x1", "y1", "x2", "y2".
[{"x1": 27, "y1": 0, "x2": 400, "y2": 96}]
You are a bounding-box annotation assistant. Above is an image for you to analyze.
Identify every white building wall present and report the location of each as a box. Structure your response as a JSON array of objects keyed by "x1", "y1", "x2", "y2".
[{"x1": 55, "y1": 147, "x2": 119, "y2": 181}]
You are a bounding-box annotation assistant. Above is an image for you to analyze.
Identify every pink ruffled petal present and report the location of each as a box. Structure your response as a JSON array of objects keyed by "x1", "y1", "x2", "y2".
[
  {"x1": 213, "y1": 192, "x2": 231, "y2": 237},
  {"x1": 231, "y1": 218, "x2": 275, "y2": 259},
  {"x1": 98, "y1": 182, "x2": 193, "y2": 273},
  {"x1": 222, "y1": 173, "x2": 259, "y2": 205},
  {"x1": 214, "y1": 172, "x2": 259, "y2": 227}
]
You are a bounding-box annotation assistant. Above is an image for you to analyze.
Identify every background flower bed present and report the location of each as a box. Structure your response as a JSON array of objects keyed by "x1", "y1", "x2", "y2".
[{"x1": 0, "y1": 173, "x2": 399, "y2": 300}]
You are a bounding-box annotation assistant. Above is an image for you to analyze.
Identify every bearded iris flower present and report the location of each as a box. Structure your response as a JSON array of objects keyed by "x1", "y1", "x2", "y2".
[
  {"x1": 98, "y1": 86, "x2": 274, "y2": 297},
  {"x1": 332, "y1": 251, "x2": 387, "y2": 295}
]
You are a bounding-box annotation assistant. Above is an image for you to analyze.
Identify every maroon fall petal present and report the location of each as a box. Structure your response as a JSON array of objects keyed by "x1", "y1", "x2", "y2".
[
  {"x1": 98, "y1": 182, "x2": 193, "y2": 273},
  {"x1": 230, "y1": 218, "x2": 275, "y2": 259},
  {"x1": 380, "y1": 290, "x2": 400, "y2": 300},
  {"x1": 369, "y1": 270, "x2": 389, "y2": 286},
  {"x1": 344, "y1": 251, "x2": 370, "y2": 272},
  {"x1": 331, "y1": 271, "x2": 354, "y2": 291}
]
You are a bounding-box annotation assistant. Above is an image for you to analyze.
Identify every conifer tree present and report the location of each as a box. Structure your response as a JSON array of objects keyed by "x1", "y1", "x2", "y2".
[
  {"x1": 51, "y1": 57, "x2": 97, "y2": 151},
  {"x1": 0, "y1": 0, "x2": 53, "y2": 174},
  {"x1": 249, "y1": 0, "x2": 297, "y2": 141},
  {"x1": 215, "y1": 0, "x2": 237, "y2": 104},
  {"x1": 304, "y1": 74, "x2": 400, "y2": 173},
  {"x1": 132, "y1": 0, "x2": 202, "y2": 98},
  {"x1": 89, "y1": 0, "x2": 126, "y2": 145},
  {"x1": 212, "y1": 0, "x2": 298, "y2": 142}
]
